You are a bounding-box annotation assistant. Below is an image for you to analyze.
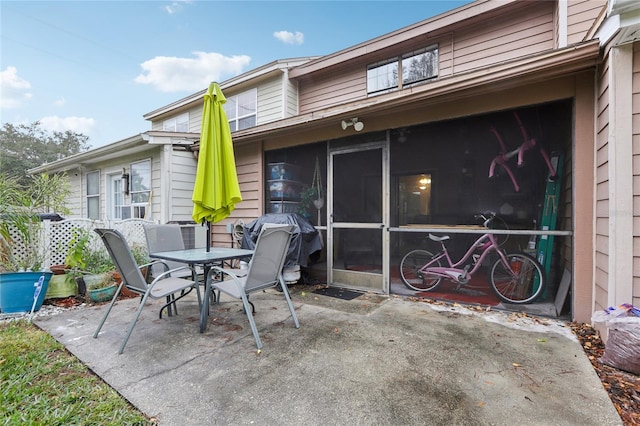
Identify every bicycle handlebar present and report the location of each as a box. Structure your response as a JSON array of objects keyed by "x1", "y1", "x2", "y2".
[{"x1": 474, "y1": 211, "x2": 496, "y2": 228}]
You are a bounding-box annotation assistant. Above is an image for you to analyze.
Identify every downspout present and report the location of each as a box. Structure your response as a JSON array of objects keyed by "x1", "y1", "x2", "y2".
[{"x1": 281, "y1": 68, "x2": 289, "y2": 119}]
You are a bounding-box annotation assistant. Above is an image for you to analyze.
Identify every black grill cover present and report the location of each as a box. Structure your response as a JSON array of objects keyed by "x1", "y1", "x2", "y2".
[{"x1": 241, "y1": 213, "x2": 323, "y2": 267}]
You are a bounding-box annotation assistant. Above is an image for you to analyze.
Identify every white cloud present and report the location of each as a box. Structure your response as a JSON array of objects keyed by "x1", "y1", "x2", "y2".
[
  {"x1": 54, "y1": 97, "x2": 66, "y2": 107},
  {"x1": 134, "y1": 51, "x2": 251, "y2": 92},
  {"x1": 165, "y1": 0, "x2": 191, "y2": 15},
  {"x1": 0, "y1": 66, "x2": 33, "y2": 109},
  {"x1": 273, "y1": 30, "x2": 304, "y2": 45},
  {"x1": 39, "y1": 116, "x2": 96, "y2": 135}
]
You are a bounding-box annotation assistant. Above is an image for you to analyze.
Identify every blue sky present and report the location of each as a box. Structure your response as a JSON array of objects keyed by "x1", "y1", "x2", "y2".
[{"x1": 1, "y1": 0, "x2": 471, "y2": 148}]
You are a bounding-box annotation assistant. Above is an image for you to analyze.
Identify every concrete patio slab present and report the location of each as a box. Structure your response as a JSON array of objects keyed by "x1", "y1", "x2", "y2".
[{"x1": 34, "y1": 288, "x2": 622, "y2": 425}]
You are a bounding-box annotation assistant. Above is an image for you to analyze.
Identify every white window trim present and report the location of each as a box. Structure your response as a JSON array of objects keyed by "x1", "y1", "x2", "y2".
[
  {"x1": 225, "y1": 88, "x2": 257, "y2": 131},
  {"x1": 86, "y1": 170, "x2": 100, "y2": 220},
  {"x1": 106, "y1": 172, "x2": 125, "y2": 220},
  {"x1": 163, "y1": 112, "x2": 189, "y2": 132},
  {"x1": 367, "y1": 44, "x2": 439, "y2": 95},
  {"x1": 129, "y1": 159, "x2": 152, "y2": 219}
]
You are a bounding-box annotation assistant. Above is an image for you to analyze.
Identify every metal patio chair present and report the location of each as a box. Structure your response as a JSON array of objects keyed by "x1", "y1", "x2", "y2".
[
  {"x1": 208, "y1": 224, "x2": 300, "y2": 349},
  {"x1": 93, "y1": 228, "x2": 202, "y2": 354},
  {"x1": 144, "y1": 223, "x2": 204, "y2": 279}
]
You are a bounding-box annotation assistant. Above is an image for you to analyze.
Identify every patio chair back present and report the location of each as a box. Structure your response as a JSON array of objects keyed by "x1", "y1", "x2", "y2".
[
  {"x1": 144, "y1": 224, "x2": 188, "y2": 277},
  {"x1": 245, "y1": 224, "x2": 295, "y2": 293},
  {"x1": 95, "y1": 228, "x2": 147, "y2": 293},
  {"x1": 208, "y1": 223, "x2": 299, "y2": 349}
]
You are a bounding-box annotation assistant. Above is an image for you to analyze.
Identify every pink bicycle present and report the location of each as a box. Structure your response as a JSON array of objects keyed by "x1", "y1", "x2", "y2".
[{"x1": 399, "y1": 212, "x2": 546, "y2": 304}]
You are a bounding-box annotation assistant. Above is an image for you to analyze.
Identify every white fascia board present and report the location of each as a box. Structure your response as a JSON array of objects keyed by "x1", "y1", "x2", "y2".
[
  {"x1": 145, "y1": 131, "x2": 200, "y2": 146},
  {"x1": 598, "y1": 0, "x2": 640, "y2": 46}
]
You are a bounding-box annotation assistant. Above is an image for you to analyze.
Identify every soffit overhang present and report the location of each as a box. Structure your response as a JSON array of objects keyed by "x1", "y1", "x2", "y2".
[{"x1": 231, "y1": 40, "x2": 601, "y2": 145}]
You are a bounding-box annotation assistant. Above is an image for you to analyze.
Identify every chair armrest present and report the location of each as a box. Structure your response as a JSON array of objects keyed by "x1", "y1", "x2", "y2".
[
  {"x1": 149, "y1": 266, "x2": 195, "y2": 288},
  {"x1": 208, "y1": 266, "x2": 247, "y2": 281}
]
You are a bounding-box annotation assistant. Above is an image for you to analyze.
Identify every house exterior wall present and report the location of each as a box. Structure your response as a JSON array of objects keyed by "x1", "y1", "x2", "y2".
[
  {"x1": 165, "y1": 148, "x2": 198, "y2": 223},
  {"x1": 451, "y1": 1, "x2": 554, "y2": 73},
  {"x1": 595, "y1": 42, "x2": 611, "y2": 313},
  {"x1": 285, "y1": 78, "x2": 299, "y2": 117},
  {"x1": 567, "y1": 0, "x2": 607, "y2": 46},
  {"x1": 209, "y1": 141, "x2": 263, "y2": 247},
  {"x1": 633, "y1": 42, "x2": 640, "y2": 308},
  {"x1": 149, "y1": 74, "x2": 296, "y2": 132},
  {"x1": 257, "y1": 77, "x2": 286, "y2": 124},
  {"x1": 64, "y1": 171, "x2": 83, "y2": 218},
  {"x1": 594, "y1": 38, "x2": 637, "y2": 313},
  {"x1": 297, "y1": 1, "x2": 560, "y2": 114}
]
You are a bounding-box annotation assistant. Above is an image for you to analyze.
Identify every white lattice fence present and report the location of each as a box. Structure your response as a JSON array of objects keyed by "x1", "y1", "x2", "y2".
[{"x1": 6, "y1": 218, "x2": 156, "y2": 269}]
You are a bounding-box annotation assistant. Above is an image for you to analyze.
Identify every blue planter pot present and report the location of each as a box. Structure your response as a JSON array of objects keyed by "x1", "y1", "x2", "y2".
[{"x1": 0, "y1": 272, "x2": 52, "y2": 314}]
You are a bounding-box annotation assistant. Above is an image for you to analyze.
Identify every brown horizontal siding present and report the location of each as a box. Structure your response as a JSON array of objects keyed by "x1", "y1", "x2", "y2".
[
  {"x1": 299, "y1": 70, "x2": 365, "y2": 113},
  {"x1": 438, "y1": 36, "x2": 454, "y2": 77},
  {"x1": 634, "y1": 42, "x2": 640, "y2": 306},
  {"x1": 298, "y1": 2, "x2": 556, "y2": 114},
  {"x1": 594, "y1": 44, "x2": 611, "y2": 313},
  {"x1": 567, "y1": 0, "x2": 606, "y2": 45},
  {"x1": 209, "y1": 142, "x2": 261, "y2": 247},
  {"x1": 452, "y1": 2, "x2": 553, "y2": 73}
]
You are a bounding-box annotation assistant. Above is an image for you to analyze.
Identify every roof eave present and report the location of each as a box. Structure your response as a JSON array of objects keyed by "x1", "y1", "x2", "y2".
[
  {"x1": 288, "y1": 0, "x2": 517, "y2": 79},
  {"x1": 233, "y1": 40, "x2": 601, "y2": 143}
]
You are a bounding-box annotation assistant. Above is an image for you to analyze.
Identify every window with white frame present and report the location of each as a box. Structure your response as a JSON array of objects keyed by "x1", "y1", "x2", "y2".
[
  {"x1": 367, "y1": 58, "x2": 399, "y2": 94},
  {"x1": 224, "y1": 88, "x2": 257, "y2": 131},
  {"x1": 130, "y1": 159, "x2": 151, "y2": 219},
  {"x1": 163, "y1": 112, "x2": 189, "y2": 132},
  {"x1": 367, "y1": 45, "x2": 438, "y2": 95},
  {"x1": 402, "y1": 47, "x2": 438, "y2": 86},
  {"x1": 107, "y1": 174, "x2": 125, "y2": 220},
  {"x1": 86, "y1": 171, "x2": 100, "y2": 219}
]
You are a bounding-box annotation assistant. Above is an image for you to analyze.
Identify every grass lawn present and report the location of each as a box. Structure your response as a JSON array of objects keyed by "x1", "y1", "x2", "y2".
[{"x1": 0, "y1": 320, "x2": 155, "y2": 425}]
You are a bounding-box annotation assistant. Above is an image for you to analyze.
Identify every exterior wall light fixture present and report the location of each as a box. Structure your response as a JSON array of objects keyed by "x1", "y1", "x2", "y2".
[
  {"x1": 122, "y1": 168, "x2": 130, "y2": 195},
  {"x1": 341, "y1": 118, "x2": 365, "y2": 132}
]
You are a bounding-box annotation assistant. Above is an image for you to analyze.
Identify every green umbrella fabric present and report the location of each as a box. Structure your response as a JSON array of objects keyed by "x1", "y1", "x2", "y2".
[{"x1": 192, "y1": 82, "x2": 242, "y2": 225}]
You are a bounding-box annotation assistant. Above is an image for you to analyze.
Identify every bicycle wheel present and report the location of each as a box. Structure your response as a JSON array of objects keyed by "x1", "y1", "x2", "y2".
[
  {"x1": 489, "y1": 252, "x2": 545, "y2": 304},
  {"x1": 399, "y1": 250, "x2": 442, "y2": 292}
]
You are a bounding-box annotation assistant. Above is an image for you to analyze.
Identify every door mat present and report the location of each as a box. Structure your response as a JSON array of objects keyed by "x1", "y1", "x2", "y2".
[{"x1": 313, "y1": 287, "x2": 363, "y2": 300}]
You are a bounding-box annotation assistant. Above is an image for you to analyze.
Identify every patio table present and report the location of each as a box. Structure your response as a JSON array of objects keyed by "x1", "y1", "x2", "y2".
[{"x1": 149, "y1": 247, "x2": 254, "y2": 333}]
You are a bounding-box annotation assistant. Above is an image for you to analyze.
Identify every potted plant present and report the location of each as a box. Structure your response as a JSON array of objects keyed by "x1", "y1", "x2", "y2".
[
  {"x1": 0, "y1": 173, "x2": 71, "y2": 313},
  {"x1": 72, "y1": 244, "x2": 117, "y2": 302},
  {"x1": 85, "y1": 268, "x2": 119, "y2": 303}
]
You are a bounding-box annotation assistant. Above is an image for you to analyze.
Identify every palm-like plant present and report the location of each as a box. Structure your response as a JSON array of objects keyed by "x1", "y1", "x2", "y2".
[{"x1": 0, "y1": 173, "x2": 70, "y2": 271}]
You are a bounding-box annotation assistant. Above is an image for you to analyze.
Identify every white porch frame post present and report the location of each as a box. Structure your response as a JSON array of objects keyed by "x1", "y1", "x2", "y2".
[{"x1": 607, "y1": 43, "x2": 634, "y2": 305}]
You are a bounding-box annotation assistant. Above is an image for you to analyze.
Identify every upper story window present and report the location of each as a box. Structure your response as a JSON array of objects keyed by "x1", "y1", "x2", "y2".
[
  {"x1": 367, "y1": 45, "x2": 438, "y2": 95},
  {"x1": 402, "y1": 47, "x2": 438, "y2": 86},
  {"x1": 86, "y1": 170, "x2": 100, "y2": 220},
  {"x1": 224, "y1": 88, "x2": 257, "y2": 131},
  {"x1": 163, "y1": 112, "x2": 189, "y2": 132},
  {"x1": 367, "y1": 58, "x2": 399, "y2": 94}
]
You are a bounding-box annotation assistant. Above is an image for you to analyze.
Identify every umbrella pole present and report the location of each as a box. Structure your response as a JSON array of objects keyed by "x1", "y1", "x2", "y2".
[{"x1": 206, "y1": 221, "x2": 211, "y2": 252}]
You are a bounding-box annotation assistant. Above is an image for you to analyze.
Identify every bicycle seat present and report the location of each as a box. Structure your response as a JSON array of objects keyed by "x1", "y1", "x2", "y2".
[{"x1": 428, "y1": 234, "x2": 450, "y2": 242}]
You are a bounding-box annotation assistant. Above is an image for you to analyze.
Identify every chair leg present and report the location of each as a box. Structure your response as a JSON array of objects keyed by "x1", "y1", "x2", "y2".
[
  {"x1": 240, "y1": 293, "x2": 262, "y2": 349},
  {"x1": 93, "y1": 282, "x2": 124, "y2": 338},
  {"x1": 279, "y1": 275, "x2": 300, "y2": 328},
  {"x1": 119, "y1": 292, "x2": 152, "y2": 354}
]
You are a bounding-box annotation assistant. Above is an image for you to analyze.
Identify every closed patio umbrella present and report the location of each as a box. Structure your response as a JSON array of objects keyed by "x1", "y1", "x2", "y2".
[{"x1": 192, "y1": 82, "x2": 242, "y2": 250}]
